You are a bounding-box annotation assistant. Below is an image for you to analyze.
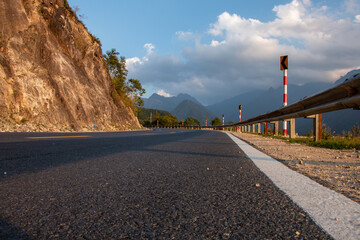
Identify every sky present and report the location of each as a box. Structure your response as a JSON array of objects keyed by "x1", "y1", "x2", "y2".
[{"x1": 67, "y1": 0, "x2": 360, "y2": 105}]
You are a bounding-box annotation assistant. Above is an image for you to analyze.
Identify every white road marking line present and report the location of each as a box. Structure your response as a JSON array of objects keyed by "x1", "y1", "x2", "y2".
[{"x1": 226, "y1": 132, "x2": 360, "y2": 240}]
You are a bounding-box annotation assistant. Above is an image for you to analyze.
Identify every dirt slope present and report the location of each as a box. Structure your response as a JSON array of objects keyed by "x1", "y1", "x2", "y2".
[{"x1": 0, "y1": 0, "x2": 141, "y2": 131}]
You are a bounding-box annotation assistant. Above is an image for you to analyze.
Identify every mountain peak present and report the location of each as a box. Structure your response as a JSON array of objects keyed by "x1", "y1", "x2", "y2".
[
  {"x1": 335, "y1": 69, "x2": 360, "y2": 85},
  {"x1": 171, "y1": 99, "x2": 216, "y2": 124},
  {"x1": 144, "y1": 93, "x2": 202, "y2": 111}
]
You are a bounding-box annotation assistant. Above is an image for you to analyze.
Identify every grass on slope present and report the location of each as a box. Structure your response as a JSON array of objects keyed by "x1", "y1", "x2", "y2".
[{"x1": 258, "y1": 134, "x2": 360, "y2": 150}]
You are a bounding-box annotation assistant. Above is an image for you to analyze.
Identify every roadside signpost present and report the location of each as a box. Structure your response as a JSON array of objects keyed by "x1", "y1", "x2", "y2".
[
  {"x1": 238, "y1": 105, "x2": 242, "y2": 122},
  {"x1": 280, "y1": 55, "x2": 288, "y2": 135},
  {"x1": 238, "y1": 105, "x2": 242, "y2": 132}
]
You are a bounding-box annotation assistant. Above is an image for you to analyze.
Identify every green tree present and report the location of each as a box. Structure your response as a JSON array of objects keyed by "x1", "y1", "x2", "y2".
[
  {"x1": 211, "y1": 117, "x2": 222, "y2": 126},
  {"x1": 126, "y1": 78, "x2": 146, "y2": 107},
  {"x1": 350, "y1": 123, "x2": 360, "y2": 138},
  {"x1": 184, "y1": 117, "x2": 200, "y2": 126},
  {"x1": 155, "y1": 115, "x2": 178, "y2": 126},
  {"x1": 104, "y1": 49, "x2": 146, "y2": 112},
  {"x1": 104, "y1": 49, "x2": 127, "y2": 95}
]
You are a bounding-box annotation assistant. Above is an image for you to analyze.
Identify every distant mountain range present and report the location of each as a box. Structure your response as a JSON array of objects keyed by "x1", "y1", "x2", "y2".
[
  {"x1": 143, "y1": 93, "x2": 201, "y2": 112},
  {"x1": 143, "y1": 93, "x2": 216, "y2": 125},
  {"x1": 142, "y1": 70, "x2": 360, "y2": 134},
  {"x1": 171, "y1": 100, "x2": 216, "y2": 124}
]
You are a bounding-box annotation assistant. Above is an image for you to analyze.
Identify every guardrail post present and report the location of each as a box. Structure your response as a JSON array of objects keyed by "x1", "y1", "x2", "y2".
[
  {"x1": 271, "y1": 121, "x2": 279, "y2": 136},
  {"x1": 289, "y1": 118, "x2": 296, "y2": 139},
  {"x1": 314, "y1": 114, "x2": 322, "y2": 141},
  {"x1": 264, "y1": 122, "x2": 268, "y2": 135}
]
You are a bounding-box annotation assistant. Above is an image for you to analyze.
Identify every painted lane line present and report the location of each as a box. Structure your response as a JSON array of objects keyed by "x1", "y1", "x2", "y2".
[
  {"x1": 226, "y1": 132, "x2": 360, "y2": 240},
  {"x1": 27, "y1": 136, "x2": 91, "y2": 139}
]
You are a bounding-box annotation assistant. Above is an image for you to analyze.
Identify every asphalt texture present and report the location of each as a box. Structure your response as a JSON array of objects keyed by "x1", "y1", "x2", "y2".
[{"x1": 0, "y1": 129, "x2": 332, "y2": 239}]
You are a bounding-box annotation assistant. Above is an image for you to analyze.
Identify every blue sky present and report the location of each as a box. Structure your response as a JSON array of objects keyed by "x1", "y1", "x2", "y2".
[
  {"x1": 68, "y1": 0, "x2": 360, "y2": 105},
  {"x1": 68, "y1": 0, "x2": 288, "y2": 57}
]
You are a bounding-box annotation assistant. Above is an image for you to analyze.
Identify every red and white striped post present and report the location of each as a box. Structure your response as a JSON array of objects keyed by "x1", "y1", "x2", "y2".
[
  {"x1": 238, "y1": 105, "x2": 242, "y2": 132},
  {"x1": 205, "y1": 118, "x2": 207, "y2": 127},
  {"x1": 238, "y1": 105, "x2": 242, "y2": 122},
  {"x1": 222, "y1": 114, "x2": 225, "y2": 126},
  {"x1": 280, "y1": 55, "x2": 288, "y2": 136}
]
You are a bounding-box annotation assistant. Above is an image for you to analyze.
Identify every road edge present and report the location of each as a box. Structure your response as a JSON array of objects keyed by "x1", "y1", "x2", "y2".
[{"x1": 226, "y1": 132, "x2": 360, "y2": 240}]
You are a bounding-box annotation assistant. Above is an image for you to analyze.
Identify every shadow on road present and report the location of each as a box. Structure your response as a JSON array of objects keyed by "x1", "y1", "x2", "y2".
[{"x1": 0, "y1": 130, "x2": 226, "y2": 179}]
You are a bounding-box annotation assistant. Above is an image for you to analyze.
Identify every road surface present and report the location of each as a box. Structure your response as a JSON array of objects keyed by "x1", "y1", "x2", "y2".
[{"x1": 0, "y1": 129, "x2": 331, "y2": 239}]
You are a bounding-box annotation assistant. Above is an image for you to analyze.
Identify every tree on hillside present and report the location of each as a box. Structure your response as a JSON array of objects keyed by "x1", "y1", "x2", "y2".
[
  {"x1": 104, "y1": 49, "x2": 127, "y2": 95},
  {"x1": 104, "y1": 49, "x2": 146, "y2": 111},
  {"x1": 211, "y1": 117, "x2": 222, "y2": 126},
  {"x1": 126, "y1": 78, "x2": 146, "y2": 107},
  {"x1": 154, "y1": 115, "x2": 178, "y2": 126},
  {"x1": 184, "y1": 117, "x2": 200, "y2": 126}
]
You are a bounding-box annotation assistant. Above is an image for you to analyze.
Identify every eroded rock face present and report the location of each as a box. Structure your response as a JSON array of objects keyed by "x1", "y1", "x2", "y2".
[{"x1": 0, "y1": 0, "x2": 141, "y2": 131}]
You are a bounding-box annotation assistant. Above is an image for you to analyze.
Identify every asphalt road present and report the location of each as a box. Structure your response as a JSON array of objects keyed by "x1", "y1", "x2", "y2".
[{"x1": 0, "y1": 129, "x2": 332, "y2": 239}]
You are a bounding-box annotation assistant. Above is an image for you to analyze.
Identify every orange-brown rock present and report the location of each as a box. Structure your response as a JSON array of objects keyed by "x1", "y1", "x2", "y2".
[{"x1": 0, "y1": 0, "x2": 141, "y2": 131}]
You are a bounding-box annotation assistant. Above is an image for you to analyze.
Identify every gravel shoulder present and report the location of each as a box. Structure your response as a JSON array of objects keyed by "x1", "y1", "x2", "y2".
[{"x1": 231, "y1": 132, "x2": 360, "y2": 204}]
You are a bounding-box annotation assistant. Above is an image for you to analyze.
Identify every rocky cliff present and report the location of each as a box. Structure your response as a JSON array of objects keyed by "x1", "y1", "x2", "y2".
[{"x1": 0, "y1": 0, "x2": 141, "y2": 131}]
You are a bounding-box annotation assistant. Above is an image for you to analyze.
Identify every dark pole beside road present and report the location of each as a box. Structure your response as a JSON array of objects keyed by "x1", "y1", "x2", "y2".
[{"x1": 0, "y1": 129, "x2": 331, "y2": 239}]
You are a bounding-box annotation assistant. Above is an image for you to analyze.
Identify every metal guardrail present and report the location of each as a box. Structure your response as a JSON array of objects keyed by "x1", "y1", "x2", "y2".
[
  {"x1": 213, "y1": 72, "x2": 360, "y2": 129},
  {"x1": 153, "y1": 73, "x2": 360, "y2": 139}
]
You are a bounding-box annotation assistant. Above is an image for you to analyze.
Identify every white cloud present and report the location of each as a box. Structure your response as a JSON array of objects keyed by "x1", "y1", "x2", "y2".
[
  {"x1": 273, "y1": 0, "x2": 306, "y2": 24},
  {"x1": 144, "y1": 43, "x2": 155, "y2": 55},
  {"x1": 176, "y1": 31, "x2": 195, "y2": 41},
  {"x1": 156, "y1": 89, "x2": 171, "y2": 97},
  {"x1": 302, "y1": 0, "x2": 311, "y2": 6},
  {"x1": 345, "y1": 0, "x2": 360, "y2": 14},
  {"x1": 210, "y1": 40, "x2": 226, "y2": 47},
  {"x1": 355, "y1": 15, "x2": 360, "y2": 23},
  {"x1": 126, "y1": 43, "x2": 156, "y2": 72},
  {"x1": 128, "y1": 0, "x2": 360, "y2": 105}
]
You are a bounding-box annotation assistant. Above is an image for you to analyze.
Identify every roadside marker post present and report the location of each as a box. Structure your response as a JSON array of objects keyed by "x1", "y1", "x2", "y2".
[
  {"x1": 238, "y1": 105, "x2": 242, "y2": 123},
  {"x1": 280, "y1": 55, "x2": 288, "y2": 136},
  {"x1": 315, "y1": 114, "x2": 322, "y2": 141},
  {"x1": 265, "y1": 122, "x2": 268, "y2": 135},
  {"x1": 205, "y1": 118, "x2": 207, "y2": 127},
  {"x1": 238, "y1": 105, "x2": 242, "y2": 132}
]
